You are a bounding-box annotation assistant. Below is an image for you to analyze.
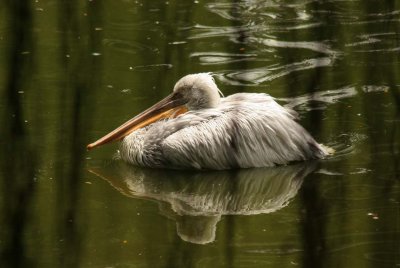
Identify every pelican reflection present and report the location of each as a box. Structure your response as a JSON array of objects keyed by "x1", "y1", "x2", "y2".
[{"x1": 90, "y1": 162, "x2": 316, "y2": 244}]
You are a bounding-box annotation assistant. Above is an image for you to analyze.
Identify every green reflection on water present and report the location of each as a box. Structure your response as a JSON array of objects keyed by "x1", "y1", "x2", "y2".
[{"x1": 1, "y1": 0, "x2": 399, "y2": 267}]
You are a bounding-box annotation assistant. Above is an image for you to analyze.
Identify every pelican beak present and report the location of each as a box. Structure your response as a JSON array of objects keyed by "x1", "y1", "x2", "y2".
[{"x1": 87, "y1": 92, "x2": 187, "y2": 150}]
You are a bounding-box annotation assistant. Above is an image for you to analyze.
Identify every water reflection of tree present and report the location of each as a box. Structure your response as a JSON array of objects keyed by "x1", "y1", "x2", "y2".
[
  {"x1": 361, "y1": 1, "x2": 400, "y2": 266},
  {"x1": 0, "y1": 1, "x2": 37, "y2": 267},
  {"x1": 55, "y1": 0, "x2": 103, "y2": 267},
  {"x1": 0, "y1": 0, "x2": 103, "y2": 267},
  {"x1": 282, "y1": 1, "x2": 400, "y2": 267}
]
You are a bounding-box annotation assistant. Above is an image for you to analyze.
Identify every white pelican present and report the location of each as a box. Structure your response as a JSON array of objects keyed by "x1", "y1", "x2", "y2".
[{"x1": 87, "y1": 73, "x2": 329, "y2": 169}]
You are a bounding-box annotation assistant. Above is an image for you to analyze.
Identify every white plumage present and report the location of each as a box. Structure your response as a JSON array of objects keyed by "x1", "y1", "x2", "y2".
[{"x1": 115, "y1": 73, "x2": 328, "y2": 170}]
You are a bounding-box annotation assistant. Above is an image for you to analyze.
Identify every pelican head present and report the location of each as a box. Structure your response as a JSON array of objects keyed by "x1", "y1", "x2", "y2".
[
  {"x1": 87, "y1": 73, "x2": 221, "y2": 150},
  {"x1": 173, "y1": 73, "x2": 221, "y2": 110}
]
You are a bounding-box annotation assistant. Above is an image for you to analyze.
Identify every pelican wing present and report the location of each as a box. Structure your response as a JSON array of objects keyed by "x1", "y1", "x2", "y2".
[
  {"x1": 121, "y1": 93, "x2": 326, "y2": 169},
  {"x1": 159, "y1": 93, "x2": 325, "y2": 169}
]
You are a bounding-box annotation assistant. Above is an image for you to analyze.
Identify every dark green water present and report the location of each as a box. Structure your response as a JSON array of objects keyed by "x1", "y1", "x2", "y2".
[{"x1": 1, "y1": 0, "x2": 399, "y2": 267}]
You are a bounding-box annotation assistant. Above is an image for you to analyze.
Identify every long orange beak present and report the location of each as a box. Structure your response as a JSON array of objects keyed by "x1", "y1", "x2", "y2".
[{"x1": 87, "y1": 93, "x2": 187, "y2": 150}]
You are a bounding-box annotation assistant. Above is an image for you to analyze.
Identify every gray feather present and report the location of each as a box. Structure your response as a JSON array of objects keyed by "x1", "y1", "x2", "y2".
[{"x1": 120, "y1": 93, "x2": 327, "y2": 170}]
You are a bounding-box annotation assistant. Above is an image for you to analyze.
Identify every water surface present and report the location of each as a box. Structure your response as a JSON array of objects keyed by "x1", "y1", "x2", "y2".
[{"x1": 0, "y1": 0, "x2": 399, "y2": 267}]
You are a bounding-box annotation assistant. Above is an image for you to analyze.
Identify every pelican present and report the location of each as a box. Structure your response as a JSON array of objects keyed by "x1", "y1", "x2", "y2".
[{"x1": 87, "y1": 73, "x2": 329, "y2": 170}]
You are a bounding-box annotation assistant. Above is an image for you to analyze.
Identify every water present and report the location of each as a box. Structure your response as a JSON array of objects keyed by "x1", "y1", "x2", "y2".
[{"x1": 1, "y1": 0, "x2": 399, "y2": 267}]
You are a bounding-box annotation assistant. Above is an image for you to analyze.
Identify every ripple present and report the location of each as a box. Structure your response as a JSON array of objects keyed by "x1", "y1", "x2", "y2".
[
  {"x1": 206, "y1": 34, "x2": 339, "y2": 85},
  {"x1": 349, "y1": 168, "x2": 372, "y2": 175},
  {"x1": 216, "y1": 57, "x2": 334, "y2": 86},
  {"x1": 279, "y1": 22, "x2": 322, "y2": 30},
  {"x1": 322, "y1": 184, "x2": 387, "y2": 200},
  {"x1": 282, "y1": 86, "x2": 358, "y2": 110},
  {"x1": 251, "y1": 37, "x2": 339, "y2": 56},
  {"x1": 340, "y1": 18, "x2": 400, "y2": 26},
  {"x1": 190, "y1": 52, "x2": 258, "y2": 65},
  {"x1": 315, "y1": 169, "x2": 343, "y2": 176},
  {"x1": 345, "y1": 37, "x2": 381, "y2": 48},
  {"x1": 108, "y1": 20, "x2": 154, "y2": 31},
  {"x1": 128, "y1": 63, "x2": 173, "y2": 71},
  {"x1": 329, "y1": 240, "x2": 396, "y2": 253},
  {"x1": 187, "y1": 23, "x2": 322, "y2": 43},
  {"x1": 205, "y1": 1, "x2": 314, "y2": 22},
  {"x1": 103, "y1": 38, "x2": 153, "y2": 54},
  {"x1": 187, "y1": 24, "x2": 259, "y2": 42},
  {"x1": 364, "y1": 251, "x2": 400, "y2": 264},
  {"x1": 325, "y1": 132, "x2": 368, "y2": 159},
  {"x1": 346, "y1": 32, "x2": 399, "y2": 53},
  {"x1": 354, "y1": 47, "x2": 400, "y2": 53},
  {"x1": 312, "y1": 131, "x2": 368, "y2": 166},
  {"x1": 245, "y1": 245, "x2": 302, "y2": 255},
  {"x1": 367, "y1": 9, "x2": 400, "y2": 18},
  {"x1": 206, "y1": 2, "x2": 245, "y2": 21},
  {"x1": 204, "y1": 1, "x2": 326, "y2": 33},
  {"x1": 361, "y1": 85, "x2": 390, "y2": 93}
]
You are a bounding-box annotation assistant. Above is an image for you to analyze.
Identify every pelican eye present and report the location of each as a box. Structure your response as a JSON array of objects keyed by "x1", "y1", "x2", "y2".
[{"x1": 171, "y1": 91, "x2": 187, "y2": 105}]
